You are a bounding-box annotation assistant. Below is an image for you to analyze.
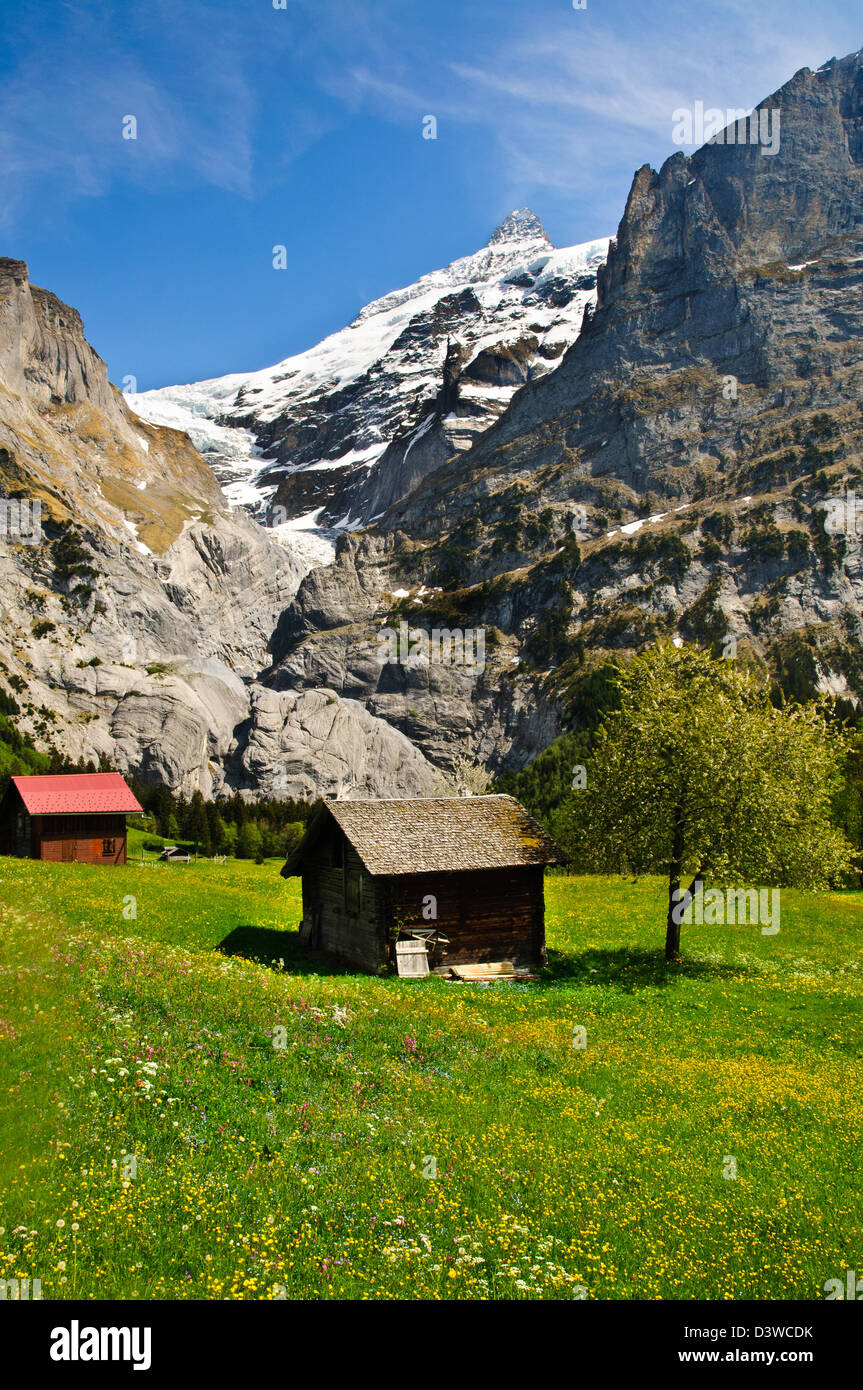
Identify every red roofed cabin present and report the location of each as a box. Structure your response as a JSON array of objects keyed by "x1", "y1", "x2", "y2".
[{"x1": 0, "y1": 773, "x2": 142, "y2": 865}]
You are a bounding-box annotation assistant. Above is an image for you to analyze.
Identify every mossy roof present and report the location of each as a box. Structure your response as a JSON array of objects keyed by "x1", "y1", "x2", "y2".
[{"x1": 282, "y1": 794, "x2": 566, "y2": 878}]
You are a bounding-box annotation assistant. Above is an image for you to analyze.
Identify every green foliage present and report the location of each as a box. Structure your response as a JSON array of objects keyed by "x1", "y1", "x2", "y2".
[
  {"x1": 631, "y1": 530, "x2": 691, "y2": 578},
  {"x1": 431, "y1": 545, "x2": 474, "y2": 591},
  {"x1": 532, "y1": 531, "x2": 581, "y2": 580},
  {"x1": 0, "y1": 714, "x2": 52, "y2": 792},
  {"x1": 682, "y1": 576, "x2": 728, "y2": 652},
  {"x1": 489, "y1": 519, "x2": 522, "y2": 558},
  {"x1": 0, "y1": 687, "x2": 20, "y2": 719},
  {"x1": 599, "y1": 529, "x2": 692, "y2": 581},
  {"x1": 700, "y1": 511, "x2": 735, "y2": 545},
  {"x1": 741, "y1": 505, "x2": 786, "y2": 562},
  {"x1": 121, "y1": 778, "x2": 316, "y2": 860},
  {"x1": 496, "y1": 731, "x2": 593, "y2": 861},
  {"x1": 809, "y1": 507, "x2": 845, "y2": 575},
  {"x1": 769, "y1": 632, "x2": 820, "y2": 704},
  {"x1": 576, "y1": 644, "x2": 856, "y2": 957},
  {"x1": 581, "y1": 604, "x2": 667, "y2": 649},
  {"x1": 50, "y1": 527, "x2": 97, "y2": 607},
  {"x1": 236, "y1": 821, "x2": 263, "y2": 861},
  {"x1": 527, "y1": 590, "x2": 574, "y2": 667},
  {"x1": 187, "y1": 791, "x2": 212, "y2": 855},
  {"x1": 282, "y1": 821, "x2": 305, "y2": 857}
]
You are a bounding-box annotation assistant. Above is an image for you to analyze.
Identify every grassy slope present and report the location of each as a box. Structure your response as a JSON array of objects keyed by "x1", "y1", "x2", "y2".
[{"x1": 0, "y1": 857, "x2": 860, "y2": 1301}]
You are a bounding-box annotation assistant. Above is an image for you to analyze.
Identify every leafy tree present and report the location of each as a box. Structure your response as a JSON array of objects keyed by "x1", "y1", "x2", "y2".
[
  {"x1": 833, "y1": 718, "x2": 863, "y2": 884},
  {"x1": 576, "y1": 643, "x2": 855, "y2": 960},
  {"x1": 260, "y1": 825, "x2": 284, "y2": 859},
  {"x1": 283, "y1": 821, "x2": 306, "y2": 857},
  {"x1": 435, "y1": 753, "x2": 492, "y2": 798},
  {"x1": 236, "y1": 821, "x2": 262, "y2": 860}
]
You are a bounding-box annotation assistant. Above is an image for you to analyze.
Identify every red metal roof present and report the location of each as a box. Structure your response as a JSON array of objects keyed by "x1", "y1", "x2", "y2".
[{"x1": 11, "y1": 772, "x2": 143, "y2": 816}]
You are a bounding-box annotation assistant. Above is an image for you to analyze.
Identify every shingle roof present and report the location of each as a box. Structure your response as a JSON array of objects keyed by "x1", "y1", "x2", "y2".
[
  {"x1": 283, "y1": 794, "x2": 566, "y2": 878},
  {"x1": 11, "y1": 772, "x2": 142, "y2": 816}
]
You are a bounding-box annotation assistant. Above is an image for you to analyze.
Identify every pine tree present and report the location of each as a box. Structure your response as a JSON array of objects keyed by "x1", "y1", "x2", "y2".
[{"x1": 188, "y1": 792, "x2": 211, "y2": 856}]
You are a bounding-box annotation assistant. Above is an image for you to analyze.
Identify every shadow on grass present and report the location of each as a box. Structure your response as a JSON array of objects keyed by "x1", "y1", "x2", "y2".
[
  {"x1": 543, "y1": 945, "x2": 747, "y2": 990},
  {"x1": 217, "y1": 926, "x2": 365, "y2": 978}
]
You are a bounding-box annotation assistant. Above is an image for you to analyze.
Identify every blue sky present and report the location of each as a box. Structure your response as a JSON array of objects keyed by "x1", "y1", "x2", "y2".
[{"x1": 1, "y1": 0, "x2": 860, "y2": 389}]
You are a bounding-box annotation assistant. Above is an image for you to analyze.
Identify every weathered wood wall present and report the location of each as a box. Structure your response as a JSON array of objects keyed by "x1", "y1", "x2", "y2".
[
  {"x1": 301, "y1": 826, "x2": 387, "y2": 970},
  {"x1": 389, "y1": 866, "x2": 546, "y2": 967}
]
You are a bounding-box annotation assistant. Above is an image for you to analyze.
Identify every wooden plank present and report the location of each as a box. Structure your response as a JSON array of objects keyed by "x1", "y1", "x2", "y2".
[
  {"x1": 450, "y1": 960, "x2": 517, "y2": 981},
  {"x1": 395, "y1": 939, "x2": 430, "y2": 977}
]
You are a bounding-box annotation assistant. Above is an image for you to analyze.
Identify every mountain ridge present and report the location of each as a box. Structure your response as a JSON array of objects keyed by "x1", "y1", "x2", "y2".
[
  {"x1": 258, "y1": 46, "x2": 863, "y2": 788},
  {"x1": 128, "y1": 212, "x2": 610, "y2": 533},
  {"x1": 2, "y1": 48, "x2": 863, "y2": 801}
]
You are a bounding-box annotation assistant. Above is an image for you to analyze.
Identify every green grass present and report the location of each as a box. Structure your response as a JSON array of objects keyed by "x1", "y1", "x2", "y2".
[
  {"x1": 124, "y1": 823, "x2": 281, "y2": 866},
  {"x1": 0, "y1": 858, "x2": 860, "y2": 1301}
]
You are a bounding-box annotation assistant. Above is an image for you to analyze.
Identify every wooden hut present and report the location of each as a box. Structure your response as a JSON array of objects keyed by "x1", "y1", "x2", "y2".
[
  {"x1": 281, "y1": 794, "x2": 566, "y2": 973},
  {"x1": 0, "y1": 772, "x2": 142, "y2": 865}
]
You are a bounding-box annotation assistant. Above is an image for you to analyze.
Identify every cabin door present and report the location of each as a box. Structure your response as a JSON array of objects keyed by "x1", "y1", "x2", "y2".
[{"x1": 62, "y1": 837, "x2": 76, "y2": 863}]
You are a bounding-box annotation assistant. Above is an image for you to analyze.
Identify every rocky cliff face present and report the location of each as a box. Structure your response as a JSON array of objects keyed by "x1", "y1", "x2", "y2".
[
  {"x1": 259, "y1": 51, "x2": 863, "y2": 776},
  {"x1": 389, "y1": 52, "x2": 863, "y2": 533},
  {"x1": 0, "y1": 260, "x2": 443, "y2": 798},
  {"x1": 129, "y1": 212, "x2": 609, "y2": 530},
  {"x1": 3, "y1": 50, "x2": 863, "y2": 802}
]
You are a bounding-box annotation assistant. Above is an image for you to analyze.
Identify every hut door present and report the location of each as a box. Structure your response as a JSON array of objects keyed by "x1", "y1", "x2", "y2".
[{"x1": 62, "y1": 838, "x2": 75, "y2": 863}]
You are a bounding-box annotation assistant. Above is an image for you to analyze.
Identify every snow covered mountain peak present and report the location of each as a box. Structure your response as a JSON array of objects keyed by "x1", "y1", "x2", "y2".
[
  {"x1": 488, "y1": 208, "x2": 550, "y2": 245},
  {"x1": 129, "y1": 217, "x2": 610, "y2": 539}
]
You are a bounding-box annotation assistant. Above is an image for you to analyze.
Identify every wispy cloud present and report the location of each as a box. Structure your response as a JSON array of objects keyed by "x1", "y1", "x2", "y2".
[
  {"x1": 0, "y1": 1, "x2": 265, "y2": 228},
  {"x1": 331, "y1": 0, "x2": 862, "y2": 223},
  {"x1": 0, "y1": 0, "x2": 859, "y2": 237}
]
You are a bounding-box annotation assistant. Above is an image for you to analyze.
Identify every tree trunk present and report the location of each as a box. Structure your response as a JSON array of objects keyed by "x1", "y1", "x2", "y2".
[{"x1": 665, "y1": 804, "x2": 686, "y2": 962}]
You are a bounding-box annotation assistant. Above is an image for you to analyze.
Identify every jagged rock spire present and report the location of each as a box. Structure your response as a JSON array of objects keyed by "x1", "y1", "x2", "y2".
[{"x1": 488, "y1": 209, "x2": 551, "y2": 246}]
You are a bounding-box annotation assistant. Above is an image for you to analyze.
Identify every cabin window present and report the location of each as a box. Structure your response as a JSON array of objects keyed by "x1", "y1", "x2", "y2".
[
  {"x1": 102, "y1": 838, "x2": 116, "y2": 857},
  {"x1": 346, "y1": 871, "x2": 362, "y2": 915}
]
